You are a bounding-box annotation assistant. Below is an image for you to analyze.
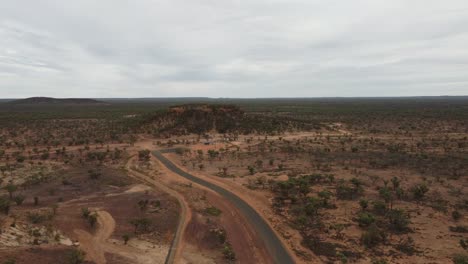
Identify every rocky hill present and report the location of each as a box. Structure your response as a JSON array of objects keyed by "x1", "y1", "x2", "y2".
[{"x1": 138, "y1": 104, "x2": 320, "y2": 135}]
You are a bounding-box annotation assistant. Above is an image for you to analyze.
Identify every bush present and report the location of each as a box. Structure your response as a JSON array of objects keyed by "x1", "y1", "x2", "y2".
[
  {"x1": 28, "y1": 212, "x2": 47, "y2": 224},
  {"x1": 14, "y1": 195, "x2": 25, "y2": 205},
  {"x1": 68, "y1": 249, "x2": 86, "y2": 264},
  {"x1": 222, "y1": 244, "x2": 236, "y2": 261},
  {"x1": 205, "y1": 206, "x2": 222, "y2": 216},
  {"x1": 359, "y1": 199, "x2": 369, "y2": 210},
  {"x1": 3, "y1": 258, "x2": 16, "y2": 264},
  {"x1": 361, "y1": 224, "x2": 384, "y2": 248},
  {"x1": 372, "y1": 200, "x2": 387, "y2": 216},
  {"x1": 130, "y1": 218, "x2": 152, "y2": 234},
  {"x1": 450, "y1": 226, "x2": 468, "y2": 233},
  {"x1": 357, "y1": 212, "x2": 376, "y2": 227},
  {"x1": 410, "y1": 183, "x2": 429, "y2": 201},
  {"x1": 453, "y1": 254, "x2": 468, "y2": 264},
  {"x1": 138, "y1": 149, "x2": 151, "y2": 161},
  {"x1": 371, "y1": 259, "x2": 388, "y2": 264},
  {"x1": 460, "y1": 239, "x2": 468, "y2": 250},
  {"x1": 452, "y1": 210, "x2": 462, "y2": 221},
  {"x1": 396, "y1": 236, "x2": 417, "y2": 255},
  {"x1": 88, "y1": 213, "x2": 98, "y2": 227},
  {"x1": 81, "y1": 207, "x2": 90, "y2": 218},
  {"x1": 122, "y1": 234, "x2": 130, "y2": 245},
  {"x1": 387, "y1": 209, "x2": 410, "y2": 232},
  {"x1": 0, "y1": 197, "x2": 11, "y2": 214},
  {"x1": 336, "y1": 180, "x2": 362, "y2": 200}
]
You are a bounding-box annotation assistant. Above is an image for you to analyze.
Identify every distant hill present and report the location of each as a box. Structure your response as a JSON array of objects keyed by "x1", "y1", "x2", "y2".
[
  {"x1": 8, "y1": 97, "x2": 108, "y2": 105},
  {"x1": 138, "y1": 103, "x2": 319, "y2": 135}
]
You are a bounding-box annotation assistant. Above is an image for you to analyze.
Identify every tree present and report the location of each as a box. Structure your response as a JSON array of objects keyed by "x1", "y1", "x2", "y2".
[
  {"x1": 138, "y1": 149, "x2": 151, "y2": 161},
  {"x1": 379, "y1": 187, "x2": 393, "y2": 209},
  {"x1": 391, "y1": 177, "x2": 400, "y2": 190},
  {"x1": 387, "y1": 209, "x2": 410, "y2": 232},
  {"x1": 359, "y1": 199, "x2": 369, "y2": 211},
  {"x1": 81, "y1": 207, "x2": 90, "y2": 218},
  {"x1": 411, "y1": 183, "x2": 429, "y2": 201},
  {"x1": 5, "y1": 183, "x2": 17, "y2": 199},
  {"x1": 123, "y1": 234, "x2": 130, "y2": 245},
  {"x1": 13, "y1": 195, "x2": 25, "y2": 205},
  {"x1": 0, "y1": 197, "x2": 10, "y2": 215},
  {"x1": 358, "y1": 212, "x2": 376, "y2": 227},
  {"x1": 88, "y1": 213, "x2": 98, "y2": 227}
]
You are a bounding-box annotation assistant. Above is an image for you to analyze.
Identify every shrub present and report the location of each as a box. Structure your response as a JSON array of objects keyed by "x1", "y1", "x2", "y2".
[
  {"x1": 81, "y1": 207, "x2": 90, "y2": 218},
  {"x1": 452, "y1": 210, "x2": 462, "y2": 221},
  {"x1": 205, "y1": 206, "x2": 222, "y2": 216},
  {"x1": 138, "y1": 149, "x2": 151, "y2": 161},
  {"x1": 13, "y1": 195, "x2": 25, "y2": 205},
  {"x1": 453, "y1": 254, "x2": 468, "y2": 264},
  {"x1": 410, "y1": 183, "x2": 429, "y2": 201},
  {"x1": 5, "y1": 183, "x2": 17, "y2": 199},
  {"x1": 450, "y1": 226, "x2": 468, "y2": 233},
  {"x1": 359, "y1": 199, "x2": 369, "y2": 210},
  {"x1": 357, "y1": 212, "x2": 376, "y2": 227},
  {"x1": 0, "y1": 197, "x2": 10, "y2": 215},
  {"x1": 336, "y1": 180, "x2": 362, "y2": 200},
  {"x1": 130, "y1": 218, "x2": 152, "y2": 233},
  {"x1": 371, "y1": 259, "x2": 388, "y2": 264},
  {"x1": 222, "y1": 243, "x2": 236, "y2": 261},
  {"x1": 3, "y1": 258, "x2": 16, "y2": 264},
  {"x1": 387, "y1": 209, "x2": 410, "y2": 232},
  {"x1": 396, "y1": 236, "x2": 417, "y2": 255},
  {"x1": 372, "y1": 200, "x2": 387, "y2": 215},
  {"x1": 361, "y1": 224, "x2": 384, "y2": 248},
  {"x1": 88, "y1": 169, "x2": 101, "y2": 180},
  {"x1": 460, "y1": 239, "x2": 468, "y2": 250},
  {"x1": 88, "y1": 213, "x2": 98, "y2": 227},
  {"x1": 28, "y1": 212, "x2": 47, "y2": 224},
  {"x1": 123, "y1": 234, "x2": 130, "y2": 245},
  {"x1": 68, "y1": 249, "x2": 86, "y2": 264}
]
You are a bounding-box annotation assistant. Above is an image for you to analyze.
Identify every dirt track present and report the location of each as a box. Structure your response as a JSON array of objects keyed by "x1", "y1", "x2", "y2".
[
  {"x1": 74, "y1": 210, "x2": 116, "y2": 264},
  {"x1": 125, "y1": 155, "x2": 190, "y2": 264},
  {"x1": 153, "y1": 150, "x2": 295, "y2": 264}
]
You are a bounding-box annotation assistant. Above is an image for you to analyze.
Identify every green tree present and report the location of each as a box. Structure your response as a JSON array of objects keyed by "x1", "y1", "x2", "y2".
[
  {"x1": 123, "y1": 234, "x2": 130, "y2": 245},
  {"x1": 411, "y1": 183, "x2": 429, "y2": 201},
  {"x1": 0, "y1": 197, "x2": 10, "y2": 215},
  {"x1": 13, "y1": 195, "x2": 25, "y2": 205},
  {"x1": 5, "y1": 183, "x2": 17, "y2": 199}
]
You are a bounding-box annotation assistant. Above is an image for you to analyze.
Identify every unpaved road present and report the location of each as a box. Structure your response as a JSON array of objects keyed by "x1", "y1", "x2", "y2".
[
  {"x1": 153, "y1": 150, "x2": 295, "y2": 264},
  {"x1": 125, "y1": 155, "x2": 190, "y2": 264},
  {"x1": 74, "y1": 210, "x2": 116, "y2": 264}
]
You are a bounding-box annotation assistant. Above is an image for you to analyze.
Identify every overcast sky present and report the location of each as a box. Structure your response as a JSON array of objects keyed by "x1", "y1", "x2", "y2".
[{"x1": 0, "y1": 0, "x2": 467, "y2": 98}]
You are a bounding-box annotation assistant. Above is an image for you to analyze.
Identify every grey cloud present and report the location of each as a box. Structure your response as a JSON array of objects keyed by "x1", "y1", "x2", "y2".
[{"x1": 0, "y1": 0, "x2": 467, "y2": 98}]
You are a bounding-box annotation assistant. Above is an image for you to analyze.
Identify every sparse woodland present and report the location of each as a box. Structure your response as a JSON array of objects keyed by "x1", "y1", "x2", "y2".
[{"x1": 0, "y1": 98, "x2": 467, "y2": 263}]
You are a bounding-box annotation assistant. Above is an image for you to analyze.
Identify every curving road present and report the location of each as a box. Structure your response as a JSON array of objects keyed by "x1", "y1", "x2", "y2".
[{"x1": 153, "y1": 149, "x2": 295, "y2": 264}]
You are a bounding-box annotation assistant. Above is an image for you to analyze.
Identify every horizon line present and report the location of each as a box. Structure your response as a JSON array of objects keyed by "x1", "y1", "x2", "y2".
[{"x1": 1, "y1": 95, "x2": 468, "y2": 100}]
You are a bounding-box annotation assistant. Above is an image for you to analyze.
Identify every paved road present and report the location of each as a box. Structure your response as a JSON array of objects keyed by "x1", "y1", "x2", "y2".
[{"x1": 153, "y1": 150, "x2": 295, "y2": 264}]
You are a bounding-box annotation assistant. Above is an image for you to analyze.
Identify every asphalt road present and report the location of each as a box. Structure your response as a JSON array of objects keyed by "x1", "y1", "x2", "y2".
[{"x1": 153, "y1": 149, "x2": 295, "y2": 264}]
